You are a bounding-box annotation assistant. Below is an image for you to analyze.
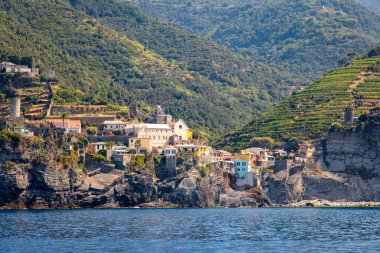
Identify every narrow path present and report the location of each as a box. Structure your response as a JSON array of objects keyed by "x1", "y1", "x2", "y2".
[{"x1": 348, "y1": 71, "x2": 373, "y2": 106}]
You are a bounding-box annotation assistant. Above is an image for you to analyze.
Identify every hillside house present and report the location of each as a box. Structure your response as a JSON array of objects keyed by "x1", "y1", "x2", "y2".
[
  {"x1": 46, "y1": 119, "x2": 81, "y2": 134},
  {"x1": 297, "y1": 143, "x2": 315, "y2": 159},
  {"x1": 125, "y1": 123, "x2": 173, "y2": 147},
  {"x1": 176, "y1": 144, "x2": 196, "y2": 154},
  {"x1": 87, "y1": 142, "x2": 107, "y2": 154},
  {"x1": 195, "y1": 145, "x2": 211, "y2": 157},
  {"x1": 211, "y1": 150, "x2": 232, "y2": 161},
  {"x1": 175, "y1": 144, "x2": 211, "y2": 157},
  {"x1": 233, "y1": 158, "x2": 252, "y2": 179},
  {"x1": 102, "y1": 120, "x2": 128, "y2": 133},
  {"x1": 211, "y1": 161, "x2": 235, "y2": 174},
  {"x1": 157, "y1": 147, "x2": 177, "y2": 158},
  {"x1": 128, "y1": 137, "x2": 151, "y2": 153},
  {"x1": 0, "y1": 62, "x2": 39, "y2": 77},
  {"x1": 241, "y1": 147, "x2": 264, "y2": 156},
  {"x1": 13, "y1": 126, "x2": 33, "y2": 136}
]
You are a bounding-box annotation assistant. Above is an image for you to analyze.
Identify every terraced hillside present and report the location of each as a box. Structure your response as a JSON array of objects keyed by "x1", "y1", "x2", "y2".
[
  {"x1": 17, "y1": 84, "x2": 52, "y2": 119},
  {"x1": 0, "y1": 82, "x2": 52, "y2": 120},
  {"x1": 218, "y1": 55, "x2": 380, "y2": 150}
]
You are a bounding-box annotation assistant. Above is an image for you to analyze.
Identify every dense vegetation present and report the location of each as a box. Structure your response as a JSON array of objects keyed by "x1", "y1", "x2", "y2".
[
  {"x1": 354, "y1": 0, "x2": 380, "y2": 13},
  {"x1": 130, "y1": 0, "x2": 380, "y2": 83},
  {"x1": 0, "y1": 0, "x2": 296, "y2": 135},
  {"x1": 217, "y1": 53, "x2": 380, "y2": 151}
]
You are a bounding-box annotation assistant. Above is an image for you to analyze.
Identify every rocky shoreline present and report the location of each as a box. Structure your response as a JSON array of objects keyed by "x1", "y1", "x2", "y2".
[{"x1": 281, "y1": 200, "x2": 380, "y2": 208}]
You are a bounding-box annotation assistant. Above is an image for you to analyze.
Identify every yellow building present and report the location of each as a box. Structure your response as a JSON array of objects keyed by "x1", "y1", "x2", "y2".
[
  {"x1": 187, "y1": 130, "x2": 193, "y2": 140},
  {"x1": 195, "y1": 145, "x2": 211, "y2": 157}
]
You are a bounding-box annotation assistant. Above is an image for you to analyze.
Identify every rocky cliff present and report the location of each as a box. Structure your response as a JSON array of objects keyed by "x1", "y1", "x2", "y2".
[
  {"x1": 264, "y1": 119, "x2": 380, "y2": 204},
  {"x1": 0, "y1": 164, "x2": 270, "y2": 209},
  {"x1": 0, "y1": 126, "x2": 270, "y2": 209}
]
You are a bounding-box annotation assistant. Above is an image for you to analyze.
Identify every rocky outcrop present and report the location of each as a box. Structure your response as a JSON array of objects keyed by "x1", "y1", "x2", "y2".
[
  {"x1": 264, "y1": 122, "x2": 380, "y2": 204},
  {"x1": 0, "y1": 164, "x2": 270, "y2": 209}
]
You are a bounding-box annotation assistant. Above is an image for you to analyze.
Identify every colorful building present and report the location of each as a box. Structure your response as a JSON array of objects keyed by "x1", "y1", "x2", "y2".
[
  {"x1": 46, "y1": 119, "x2": 81, "y2": 134},
  {"x1": 297, "y1": 143, "x2": 315, "y2": 158},
  {"x1": 233, "y1": 158, "x2": 252, "y2": 179}
]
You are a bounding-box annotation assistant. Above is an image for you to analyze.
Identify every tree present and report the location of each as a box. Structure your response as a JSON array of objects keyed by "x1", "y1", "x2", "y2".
[
  {"x1": 347, "y1": 51, "x2": 358, "y2": 60},
  {"x1": 61, "y1": 112, "x2": 69, "y2": 128},
  {"x1": 106, "y1": 141, "x2": 115, "y2": 150},
  {"x1": 78, "y1": 136, "x2": 89, "y2": 164},
  {"x1": 368, "y1": 47, "x2": 380, "y2": 57},
  {"x1": 86, "y1": 126, "x2": 98, "y2": 135},
  {"x1": 135, "y1": 139, "x2": 142, "y2": 154}
]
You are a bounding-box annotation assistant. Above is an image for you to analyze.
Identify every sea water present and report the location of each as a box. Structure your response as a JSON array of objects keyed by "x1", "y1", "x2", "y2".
[{"x1": 1, "y1": 208, "x2": 380, "y2": 252}]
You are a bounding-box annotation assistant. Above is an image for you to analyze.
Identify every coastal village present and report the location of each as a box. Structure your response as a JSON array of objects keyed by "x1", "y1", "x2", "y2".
[{"x1": 0, "y1": 61, "x2": 317, "y2": 189}]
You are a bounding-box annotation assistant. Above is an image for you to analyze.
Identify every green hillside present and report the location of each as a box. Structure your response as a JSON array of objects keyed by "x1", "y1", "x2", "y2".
[
  {"x1": 129, "y1": 0, "x2": 380, "y2": 83},
  {"x1": 354, "y1": 0, "x2": 380, "y2": 14},
  {"x1": 0, "y1": 0, "x2": 295, "y2": 135},
  {"x1": 217, "y1": 51, "x2": 380, "y2": 150},
  {"x1": 69, "y1": 0, "x2": 299, "y2": 89}
]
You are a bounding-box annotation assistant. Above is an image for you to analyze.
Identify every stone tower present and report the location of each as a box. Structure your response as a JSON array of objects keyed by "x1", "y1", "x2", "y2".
[
  {"x1": 130, "y1": 99, "x2": 138, "y2": 118},
  {"x1": 154, "y1": 105, "x2": 166, "y2": 124},
  {"x1": 10, "y1": 97, "x2": 21, "y2": 118},
  {"x1": 344, "y1": 106, "x2": 354, "y2": 125}
]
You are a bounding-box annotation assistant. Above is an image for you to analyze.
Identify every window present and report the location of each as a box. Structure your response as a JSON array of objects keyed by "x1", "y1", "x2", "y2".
[
  {"x1": 179, "y1": 125, "x2": 183, "y2": 129},
  {"x1": 236, "y1": 162, "x2": 240, "y2": 166},
  {"x1": 242, "y1": 162, "x2": 246, "y2": 166}
]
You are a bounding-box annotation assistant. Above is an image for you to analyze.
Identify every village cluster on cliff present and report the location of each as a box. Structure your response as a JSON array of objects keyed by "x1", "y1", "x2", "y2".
[
  {"x1": 0, "y1": 61, "x2": 320, "y2": 189},
  {"x1": 1, "y1": 60, "x2": 380, "y2": 209}
]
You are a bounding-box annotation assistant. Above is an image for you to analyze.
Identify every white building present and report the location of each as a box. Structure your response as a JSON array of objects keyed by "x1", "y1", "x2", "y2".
[
  {"x1": 169, "y1": 119, "x2": 189, "y2": 141},
  {"x1": 102, "y1": 120, "x2": 128, "y2": 132},
  {"x1": 158, "y1": 147, "x2": 177, "y2": 158},
  {"x1": 176, "y1": 144, "x2": 197, "y2": 153},
  {"x1": 211, "y1": 150, "x2": 232, "y2": 161},
  {"x1": 125, "y1": 123, "x2": 173, "y2": 147},
  {"x1": 1, "y1": 62, "x2": 38, "y2": 76},
  {"x1": 88, "y1": 142, "x2": 107, "y2": 153}
]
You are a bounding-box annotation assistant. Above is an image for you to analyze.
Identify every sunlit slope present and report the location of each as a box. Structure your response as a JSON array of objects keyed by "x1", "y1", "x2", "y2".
[{"x1": 219, "y1": 56, "x2": 380, "y2": 149}]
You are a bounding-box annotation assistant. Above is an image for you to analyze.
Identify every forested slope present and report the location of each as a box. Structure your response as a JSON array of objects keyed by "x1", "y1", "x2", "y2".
[
  {"x1": 0, "y1": 0, "x2": 295, "y2": 135},
  {"x1": 354, "y1": 0, "x2": 380, "y2": 14},
  {"x1": 130, "y1": 0, "x2": 380, "y2": 83}
]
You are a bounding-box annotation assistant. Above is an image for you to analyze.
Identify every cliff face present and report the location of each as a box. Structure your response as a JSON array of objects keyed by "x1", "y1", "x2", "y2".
[
  {"x1": 264, "y1": 122, "x2": 380, "y2": 204},
  {"x1": 0, "y1": 164, "x2": 270, "y2": 209}
]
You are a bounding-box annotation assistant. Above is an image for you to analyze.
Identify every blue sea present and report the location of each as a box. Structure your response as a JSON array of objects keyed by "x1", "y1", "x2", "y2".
[{"x1": 1, "y1": 208, "x2": 380, "y2": 252}]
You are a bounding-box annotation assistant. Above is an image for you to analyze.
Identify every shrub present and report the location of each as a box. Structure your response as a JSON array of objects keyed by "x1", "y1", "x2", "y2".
[
  {"x1": 76, "y1": 163, "x2": 88, "y2": 174},
  {"x1": 32, "y1": 152, "x2": 49, "y2": 166},
  {"x1": 112, "y1": 129, "x2": 125, "y2": 136},
  {"x1": 2, "y1": 161, "x2": 16, "y2": 170},
  {"x1": 88, "y1": 152, "x2": 107, "y2": 162},
  {"x1": 86, "y1": 126, "x2": 98, "y2": 135}
]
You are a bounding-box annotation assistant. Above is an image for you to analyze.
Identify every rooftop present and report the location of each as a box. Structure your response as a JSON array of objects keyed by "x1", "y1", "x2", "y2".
[
  {"x1": 103, "y1": 120, "x2": 127, "y2": 125},
  {"x1": 46, "y1": 119, "x2": 81, "y2": 129},
  {"x1": 128, "y1": 123, "x2": 173, "y2": 130}
]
